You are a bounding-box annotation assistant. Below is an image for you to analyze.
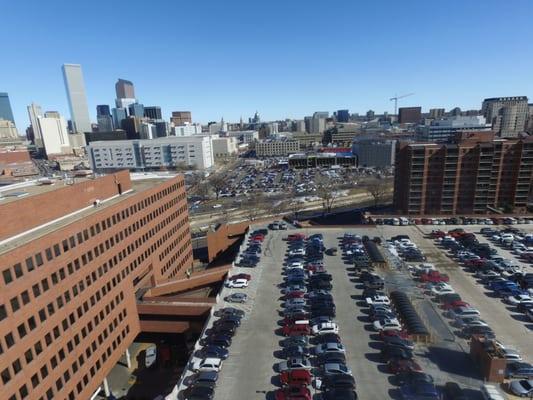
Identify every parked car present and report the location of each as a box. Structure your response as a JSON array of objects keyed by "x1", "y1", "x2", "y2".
[
  {"x1": 145, "y1": 345, "x2": 157, "y2": 368},
  {"x1": 192, "y1": 357, "x2": 223, "y2": 372},
  {"x1": 279, "y1": 369, "x2": 312, "y2": 386},
  {"x1": 277, "y1": 357, "x2": 312, "y2": 372},
  {"x1": 399, "y1": 381, "x2": 439, "y2": 400},
  {"x1": 224, "y1": 293, "x2": 248, "y2": 303},
  {"x1": 509, "y1": 379, "x2": 533, "y2": 397},
  {"x1": 274, "y1": 386, "x2": 311, "y2": 400},
  {"x1": 506, "y1": 362, "x2": 533, "y2": 379}
]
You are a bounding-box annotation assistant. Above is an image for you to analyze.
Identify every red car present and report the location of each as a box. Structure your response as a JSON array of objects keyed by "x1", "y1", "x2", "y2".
[
  {"x1": 463, "y1": 259, "x2": 486, "y2": 268},
  {"x1": 419, "y1": 271, "x2": 449, "y2": 283},
  {"x1": 441, "y1": 300, "x2": 469, "y2": 310},
  {"x1": 285, "y1": 234, "x2": 306, "y2": 241},
  {"x1": 229, "y1": 273, "x2": 252, "y2": 281},
  {"x1": 282, "y1": 323, "x2": 310, "y2": 336},
  {"x1": 284, "y1": 291, "x2": 305, "y2": 300},
  {"x1": 279, "y1": 370, "x2": 312, "y2": 386},
  {"x1": 380, "y1": 329, "x2": 411, "y2": 341},
  {"x1": 388, "y1": 359, "x2": 422, "y2": 374},
  {"x1": 306, "y1": 265, "x2": 326, "y2": 273},
  {"x1": 430, "y1": 230, "x2": 446, "y2": 239},
  {"x1": 274, "y1": 386, "x2": 311, "y2": 400}
]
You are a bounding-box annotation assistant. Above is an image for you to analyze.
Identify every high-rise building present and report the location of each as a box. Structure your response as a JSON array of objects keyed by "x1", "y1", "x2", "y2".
[
  {"x1": 128, "y1": 103, "x2": 145, "y2": 118},
  {"x1": 393, "y1": 133, "x2": 533, "y2": 215},
  {"x1": 352, "y1": 139, "x2": 396, "y2": 168},
  {"x1": 38, "y1": 111, "x2": 71, "y2": 155},
  {"x1": 294, "y1": 120, "x2": 306, "y2": 132},
  {"x1": 0, "y1": 171, "x2": 193, "y2": 400},
  {"x1": 429, "y1": 108, "x2": 445, "y2": 119},
  {"x1": 336, "y1": 109, "x2": 350, "y2": 123},
  {"x1": 170, "y1": 111, "x2": 192, "y2": 125},
  {"x1": 482, "y1": 96, "x2": 529, "y2": 137},
  {"x1": 96, "y1": 105, "x2": 111, "y2": 117},
  {"x1": 115, "y1": 79, "x2": 135, "y2": 99},
  {"x1": 112, "y1": 108, "x2": 127, "y2": 130},
  {"x1": 366, "y1": 110, "x2": 375, "y2": 120},
  {"x1": 62, "y1": 64, "x2": 92, "y2": 134},
  {"x1": 144, "y1": 106, "x2": 162, "y2": 120},
  {"x1": 27, "y1": 103, "x2": 44, "y2": 147},
  {"x1": 96, "y1": 105, "x2": 114, "y2": 132},
  {"x1": 0, "y1": 92, "x2": 15, "y2": 124},
  {"x1": 154, "y1": 120, "x2": 170, "y2": 137},
  {"x1": 398, "y1": 107, "x2": 422, "y2": 124}
]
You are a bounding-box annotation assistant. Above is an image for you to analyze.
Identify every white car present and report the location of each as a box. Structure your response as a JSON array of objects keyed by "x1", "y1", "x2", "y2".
[
  {"x1": 145, "y1": 345, "x2": 157, "y2": 368},
  {"x1": 192, "y1": 357, "x2": 223, "y2": 372},
  {"x1": 312, "y1": 322, "x2": 339, "y2": 335},
  {"x1": 506, "y1": 294, "x2": 532, "y2": 306},
  {"x1": 365, "y1": 295, "x2": 391, "y2": 306},
  {"x1": 430, "y1": 283, "x2": 455, "y2": 296},
  {"x1": 315, "y1": 343, "x2": 346, "y2": 355},
  {"x1": 286, "y1": 262, "x2": 304, "y2": 269},
  {"x1": 373, "y1": 318, "x2": 402, "y2": 331},
  {"x1": 288, "y1": 249, "x2": 306, "y2": 256},
  {"x1": 226, "y1": 279, "x2": 248, "y2": 289}
]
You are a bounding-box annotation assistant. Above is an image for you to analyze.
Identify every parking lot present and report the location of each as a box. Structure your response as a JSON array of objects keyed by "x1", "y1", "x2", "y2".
[{"x1": 207, "y1": 226, "x2": 493, "y2": 399}]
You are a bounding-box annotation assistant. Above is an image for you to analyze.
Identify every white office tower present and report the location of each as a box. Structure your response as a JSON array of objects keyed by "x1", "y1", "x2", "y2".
[
  {"x1": 27, "y1": 103, "x2": 44, "y2": 148},
  {"x1": 38, "y1": 112, "x2": 71, "y2": 155},
  {"x1": 173, "y1": 123, "x2": 202, "y2": 136},
  {"x1": 62, "y1": 64, "x2": 92, "y2": 134}
]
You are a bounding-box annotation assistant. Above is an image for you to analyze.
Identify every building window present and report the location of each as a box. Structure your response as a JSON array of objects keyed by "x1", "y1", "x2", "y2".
[
  {"x1": 31, "y1": 373, "x2": 39, "y2": 388},
  {"x1": 25, "y1": 257, "x2": 35, "y2": 272},
  {"x1": 19, "y1": 384, "x2": 28, "y2": 398},
  {"x1": 1, "y1": 368, "x2": 11, "y2": 384},
  {"x1": 25, "y1": 349, "x2": 33, "y2": 363},
  {"x1": 53, "y1": 244, "x2": 61, "y2": 257},
  {"x1": 2, "y1": 269, "x2": 12, "y2": 284},
  {"x1": 13, "y1": 263, "x2": 23, "y2": 278},
  {"x1": 21, "y1": 291, "x2": 30, "y2": 305},
  {"x1": 32, "y1": 284, "x2": 41, "y2": 297},
  {"x1": 10, "y1": 297, "x2": 20, "y2": 312},
  {"x1": 5, "y1": 333, "x2": 15, "y2": 348},
  {"x1": 12, "y1": 359, "x2": 21, "y2": 374},
  {"x1": 45, "y1": 248, "x2": 53, "y2": 261},
  {"x1": 0, "y1": 305, "x2": 6, "y2": 321},
  {"x1": 17, "y1": 323, "x2": 27, "y2": 339},
  {"x1": 35, "y1": 253, "x2": 44, "y2": 267}
]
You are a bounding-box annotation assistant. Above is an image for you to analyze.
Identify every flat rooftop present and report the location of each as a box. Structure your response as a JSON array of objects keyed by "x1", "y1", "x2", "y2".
[{"x1": 0, "y1": 174, "x2": 177, "y2": 256}]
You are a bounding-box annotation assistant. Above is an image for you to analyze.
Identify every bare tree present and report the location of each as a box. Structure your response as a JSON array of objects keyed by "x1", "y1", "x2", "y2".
[
  {"x1": 245, "y1": 192, "x2": 265, "y2": 221},
  {"x1": 315, "y1": 175, "x2": 338, "y2": 214},
  {"x1": 208, "y1": 174, "x2": 226, "y2": 200},
  {"x1": 175, "y1": 161, "x2": 188, "y2": 172},
  {"x1": 195, "y1": 182, "x2": 211, "y2": 199},
  {"x1": 365, "y1": 178, "x2": 390, "y2": 207}
]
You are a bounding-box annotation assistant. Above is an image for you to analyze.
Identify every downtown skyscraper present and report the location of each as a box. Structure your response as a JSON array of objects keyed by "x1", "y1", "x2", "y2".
[{"x1": 62, "y1": 64, "x2": 92, "y2": 134}]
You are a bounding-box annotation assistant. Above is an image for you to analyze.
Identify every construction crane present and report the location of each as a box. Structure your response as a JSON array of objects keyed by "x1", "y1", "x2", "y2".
[{"x1": 390, "y1": 93, "x2": 414, "y2": 115}]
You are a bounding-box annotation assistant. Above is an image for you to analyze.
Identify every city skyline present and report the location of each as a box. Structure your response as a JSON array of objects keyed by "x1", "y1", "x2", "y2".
[{"x1": 2, "y1": 0, "x2": 533, "y2": 130}]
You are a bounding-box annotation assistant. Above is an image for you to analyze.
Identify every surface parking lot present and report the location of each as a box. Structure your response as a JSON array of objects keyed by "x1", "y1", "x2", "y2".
[{"x1": 210, "y1": 225, "x2": 533, "y2": 399}]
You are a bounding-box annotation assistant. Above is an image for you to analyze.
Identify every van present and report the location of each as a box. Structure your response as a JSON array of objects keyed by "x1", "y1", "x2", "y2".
[{"x1": 480, "y1": 383, "x2": 507, "y2": 400}]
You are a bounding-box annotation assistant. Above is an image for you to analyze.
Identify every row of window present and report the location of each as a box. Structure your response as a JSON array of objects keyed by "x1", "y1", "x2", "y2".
[
  {"x1": 1, "y1": 180, "x2": 186, "y2": 287},
  {"x1": 0, "y1": 192, "x2": 187, "y2": 323},
  {"x1": 7, "y1": 322, "x2": 130, "y2": 400}
]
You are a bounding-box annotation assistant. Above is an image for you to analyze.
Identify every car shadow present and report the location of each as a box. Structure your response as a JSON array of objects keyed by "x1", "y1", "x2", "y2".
[{"x1": 364, "y1": 352, "x2": 383, "y2": 363}]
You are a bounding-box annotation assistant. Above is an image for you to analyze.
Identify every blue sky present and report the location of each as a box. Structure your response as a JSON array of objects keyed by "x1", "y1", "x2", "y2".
[{"x1": 2, "y1": 0, "x2": 533, "y2": 129}]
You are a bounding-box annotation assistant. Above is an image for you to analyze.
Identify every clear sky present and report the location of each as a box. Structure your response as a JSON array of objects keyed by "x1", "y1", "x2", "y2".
[{"x1": 2, "y1": 0, "x2": 533, "y2": 130}]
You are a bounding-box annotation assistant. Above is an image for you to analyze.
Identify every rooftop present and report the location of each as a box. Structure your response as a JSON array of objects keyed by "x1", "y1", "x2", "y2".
[{"x1": 0, "y1": 173, "x2": 177, "y2": 256}]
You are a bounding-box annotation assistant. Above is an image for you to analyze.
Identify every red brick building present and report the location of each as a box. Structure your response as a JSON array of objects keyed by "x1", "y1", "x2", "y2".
[
  {"x1": 393, "y1": 135, "x2": 533, "y2": 215},
  {"x1": 0, "y1": 171, "x2": 195, "y2": 400}
]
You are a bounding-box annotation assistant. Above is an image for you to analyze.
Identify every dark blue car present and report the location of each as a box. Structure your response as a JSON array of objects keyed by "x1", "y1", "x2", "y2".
[
  {"x1": 400, "y1": 381, "x2": 439, "y2": 399},
  {"x1": 506, "y1": 362, "x2": 533, "y2": 379}
]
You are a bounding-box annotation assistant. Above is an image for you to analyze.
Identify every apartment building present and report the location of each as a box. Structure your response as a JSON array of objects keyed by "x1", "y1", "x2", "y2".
[
  {"x1": 393, "y1": 133, "x2": 533, "y2": 215},
  {"x1": 87, "y1": 136, "x2": 214, "y2": 171},
  {"x1": 0, "y1": 171, "x2": 194, "y2": 400},
  {"x1": 255, "y1": 140, "x2": 300, "y2": 157},
  {"x1": 482, "y1": 96, "x2": 529, "y2": 137}
]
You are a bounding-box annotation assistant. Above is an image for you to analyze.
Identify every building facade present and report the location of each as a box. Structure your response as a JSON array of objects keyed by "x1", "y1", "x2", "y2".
[
  {"x1": 144, "y1": 107, "x2": 162, "y2": 120},
  {"x1": 398, "y1": 107, "x2": 422, "y2": 124},
  {"x1": 115, "y1": 79, "x2": 135, "y2": 100},
  {"x1": 352, "y1": 140, "x2": 396, "y2": 168},
  {"x1": 0, "y1": 120, "x2": 19, "y2": 140},
  {"x1": 0, "y1": 93, "x2": 15, "y2": 124},
  {"x1": 62, "y1": 64, "x2": 92, "y2": 134},
  {"x1": 173, "y1": 124, "x2": 202, "y2": 137},
  {"x1": 87, "y1": 136, "x2": 214, "y2": 171},
  {"x1": 393, "y1": 135, "x2": 533, "y2": 215},
  {"x1": 416, "y1": 116, "x2": 492, "y2": 143},
  {"x1": 0, "y1": 171, "x2": 192, "y2": 400},
  {"x1": 482, "y1": 96, "x2": 528, "y2": 137},
  {"x1": 212, "y1": 137, "x2": 238, "y2": 159},
  {"x1": 226, "y1": 130, "x2": 258, "y2": 144},
  {"x1": 255, "y1": 140, "x2": 300, "y2": 157},
  {"x1": 170, "y1": 112, "x2": 192, "y2": 126},
  {"x1": 38, "y1": 113, "x2": 71, "y2": 156},
  {"x1": 336, "y1": 109, "x2": 350, "y2": 123}
]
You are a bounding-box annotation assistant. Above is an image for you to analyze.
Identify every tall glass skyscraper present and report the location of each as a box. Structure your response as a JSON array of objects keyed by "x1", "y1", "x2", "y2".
[
  {"x1": 62, "y1": 64, "x2": 92, "y2": 133},
  {"x1": 0, "y1": 92, "x2": 15, "y2": 124}
]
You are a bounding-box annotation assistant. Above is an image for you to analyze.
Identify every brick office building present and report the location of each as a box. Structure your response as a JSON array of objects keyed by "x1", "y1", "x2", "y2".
[
  {"x1": 393, "y1": 133, "x2": 533, "y2": 215},
  {"x1": 0, "y1": 171, "x2": 194, "y2": 400}
]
